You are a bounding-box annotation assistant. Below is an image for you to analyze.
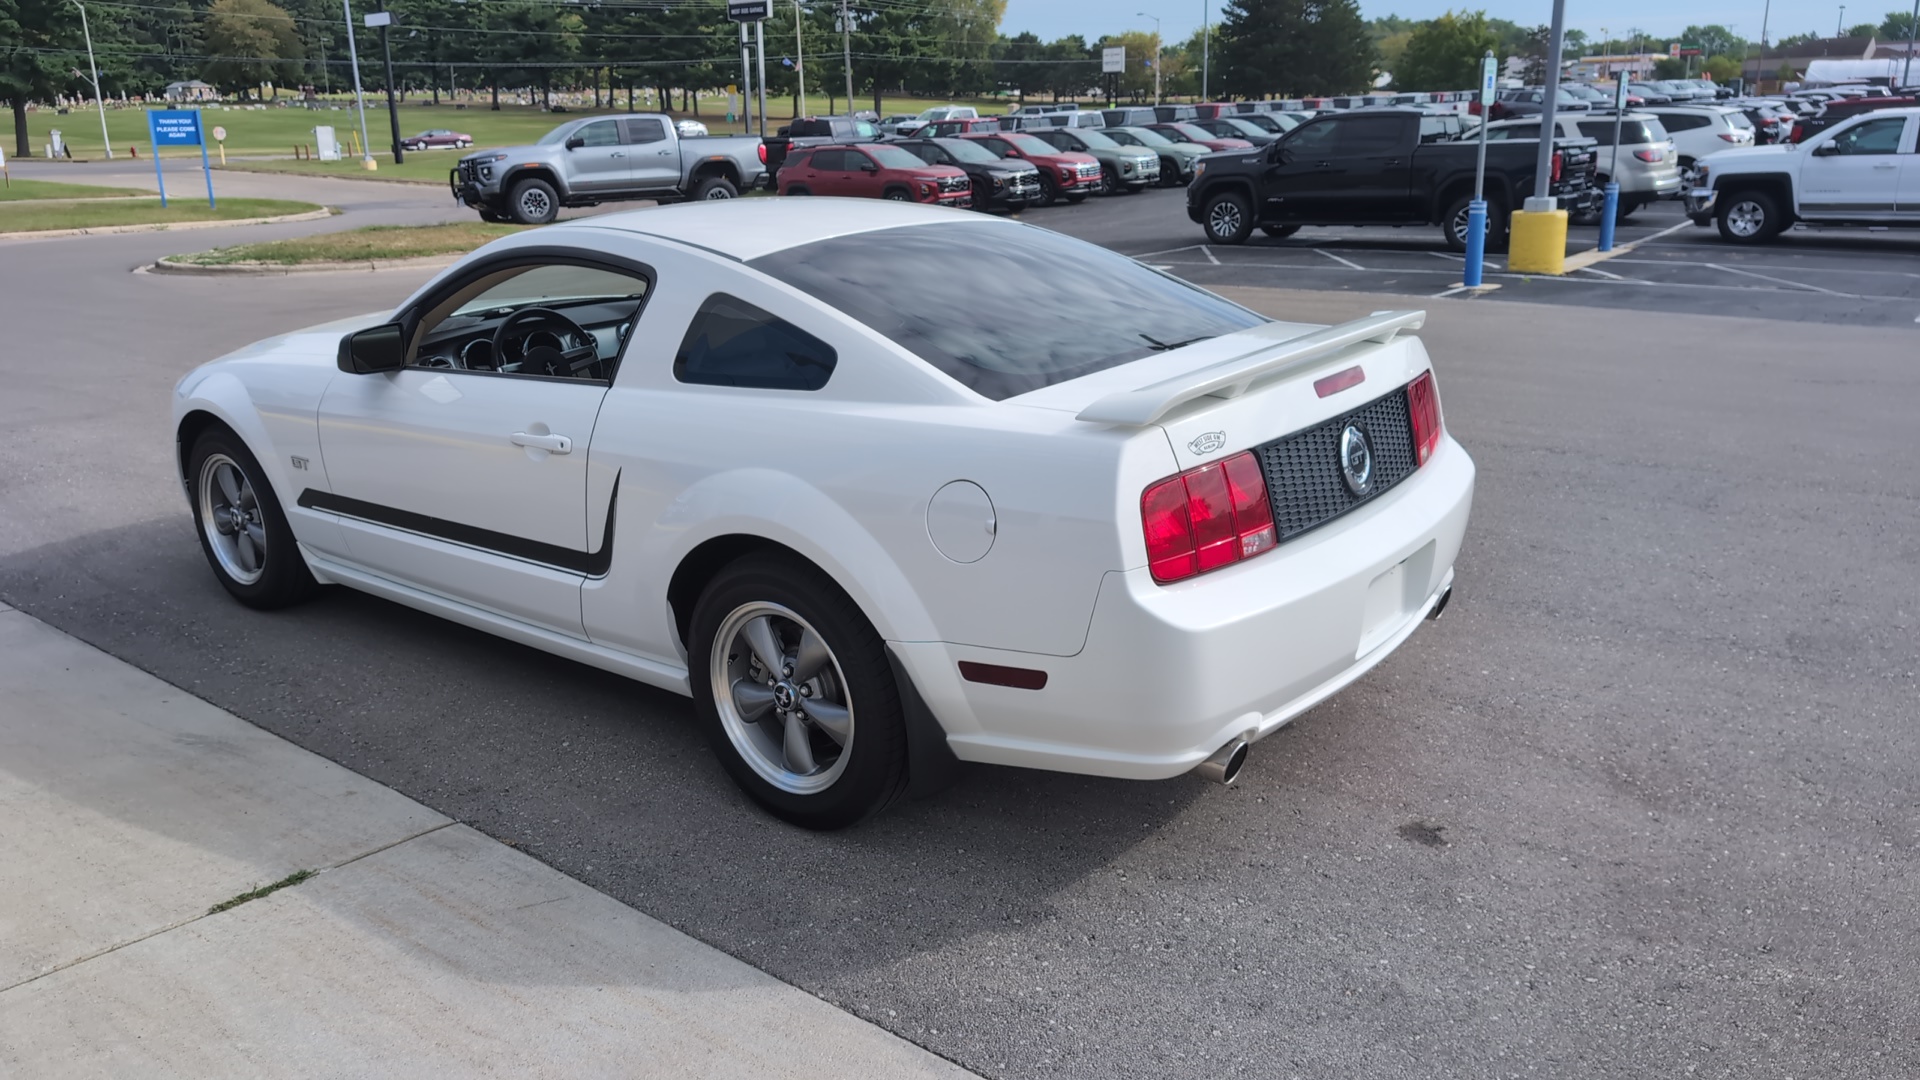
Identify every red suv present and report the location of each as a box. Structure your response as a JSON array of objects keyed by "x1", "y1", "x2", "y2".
[
  {"x1": 960, "y1": 131, "x2": 1101, "y2": 206},
  {"x1": 778, "y1": 143, "x2": 971, "y2": 205},
  {"x1": 1146, "y1": 122, "x2": 1254, "y2": 153}
]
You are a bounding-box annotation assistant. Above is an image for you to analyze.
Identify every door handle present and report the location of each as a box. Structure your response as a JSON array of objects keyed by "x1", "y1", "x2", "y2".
[
  {"x1": 1872, "y1": 162, "x2": 1896, "y2": 169},
  {"x1": 610, "y1": 151, "x2": 625, "y2": 158},
  {"x1": 511, "y1": 432, "x2": 572, "y2": 454}
]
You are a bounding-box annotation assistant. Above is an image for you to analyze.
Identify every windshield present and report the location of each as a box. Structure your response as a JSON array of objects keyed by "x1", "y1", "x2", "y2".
[
  {"x1": 1115, "y1": 126, "x2": 1175, "y2": 147},
  {"x1": 866, "y1": 144, "x2": 929, "y2": 169},
  {"x1": 934, "y1": 137, "x2": 1001, "y2": 164},
  {"x1": 749, "y1": 222, "x2": 1265, "y2": 401},
  {"x1": 1220, "y1": 118, "x2": 1267, "y2": 136},
  {"x1": 1074, "y1": 129, "x2": 1121, "y2": 150},
  {"x1": 1166, "y1": 123, "x2": 1213, "y2": 140},
  {"x1": 1000, "y1": 133, "x2": 1058, "y2": 155}
]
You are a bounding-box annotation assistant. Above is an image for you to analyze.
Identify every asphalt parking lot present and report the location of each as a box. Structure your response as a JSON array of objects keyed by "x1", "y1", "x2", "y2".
[
  {"x1": 4, "y1": 168, "x2": 1918, "y2": 1078},
  {"x1": 1033, "y1": 188, "x2": 1920, "y2": 330}
]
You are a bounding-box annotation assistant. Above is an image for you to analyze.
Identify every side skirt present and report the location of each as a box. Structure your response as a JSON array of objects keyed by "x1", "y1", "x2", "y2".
[{"x1": 302, "y1": 546, "x2": 690, "y2": 697}]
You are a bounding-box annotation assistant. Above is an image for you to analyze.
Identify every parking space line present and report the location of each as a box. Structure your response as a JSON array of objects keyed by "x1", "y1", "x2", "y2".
[
  {"x1": 1704, "y1": 263, "x2": 1851, "y2": 296},
  {"x1": 1576, "y1": 266, "x2": 1628, "y2": 280},
  {"x1": 1130, "y1": 244, "x2": 1205, "y2": 260},
  {"x1": 1315, "y1": 249, "x2": 1364, "y2": 271},
  {"x1": 1560, "y1": 220, "x2": 1692, "y2": 273},
  {"x1": 1609, "y1": 257, "x2": 1920, "y2": 279},
  {"x1": 1201, "y1": 245, "x2": 1220, "y2": 265}
]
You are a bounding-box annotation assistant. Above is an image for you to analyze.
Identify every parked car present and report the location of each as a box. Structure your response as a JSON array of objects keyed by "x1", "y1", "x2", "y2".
[
  {"x1": 675, "y1": 119, "x2": 709, "y2": 138},
  {"x1": 1101, "y1": 106, "x2": 1161, "y2": 128},
  {"x1": 1009, "y1": 102, "x2": 1079, "y2": 116},
  {"x1": 921, "y1": 117, "x2": 1005, "y2": 137},
  {"x1": 776, "y1": 143, "x2": 970, "y2": 206},
  {"x1": 1189, "y1": 117, "x2": 1281, "y2": 146},
  {"x1": 877, "y1": 114, "x2": 921, "y2": 136},
  {"x1": 1792, "y1": 93, "x2": 1920, "y2": 142},
  {"x1": 1148, "y1": 121, "x2": 1254, "y2": 152},
  {"x1": 1640, "y1": 105, "x2": 1755, "y2": 177},
  {"x1": 452, "y1": 114, "x2": 766, "y2": 224},
  {"x1": 1479, "y1": 87, "x2": 1593, "y2": 119},
  {"x1": 1627, "y1": 82, "x2": 1676, "y2": 105},
  {"x1": 1226, "y1": 112, "x2": 1305, "y2": 136},
  {"x1": 1686, "y1": 107, "x2": 1920, "y2": 242},
  {"x1": 960, "y1": 130, "x2": 1102, "y2": 206},
  {"x1": 895, "y1": 136, "x2": 1042, "y2": 211},
  {"x1": 1728, "y1": 99, "x2": 1798, "y2": 144},
  {"x1": 1013, "y1": 111, "x2": 1107, "y2": 129},
  {"x1": 1026, "y1": 127, "x2": 1159, "y2": 193},
  {"x1": 893, "y1": 104, "x2": 977, "y2": 137},
  {"x1": 170, "y1": 199, "x2": 1474, "y2": 828},
  {"x1": 1102, "y1": 125, "x2": 1207, "y2": 186},
  {"x1": 763, "y1": 115, "x2": 889, "y2": 177},
  {"x1": 1152, "y1": 105, "x2": 1199, "y2": 122},
  {"x1": 1188, "y1": 108, "x2": 1600, "y2": 251},
  {"x1": 1474, "y1": 112, "x2": 1681, "y2": 221},
  {"x1": 402, "y1": 128, "x2": 471, "y2": 151}
]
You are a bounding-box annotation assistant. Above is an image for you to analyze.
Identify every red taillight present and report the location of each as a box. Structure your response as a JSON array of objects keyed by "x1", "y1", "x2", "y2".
[
  {"x1": 1407, "y1": 371, "x2": 1443, "y2": 466},
  {"x1": 1141, "y1": 450, "x2": 1277, "y2": 584},
  {"x1": 758, "y1": 143, "x2": 767, "y2": 163},
  {"x1": 1717, "y1": 132, "x2": 1740, "y2": 142},
  {"x1": 1550, "y1": 150, "x2": 1563, "y2": 183},
  {"x1": 1633, "y1": 149, "x2": 1660, "y2": 162}
]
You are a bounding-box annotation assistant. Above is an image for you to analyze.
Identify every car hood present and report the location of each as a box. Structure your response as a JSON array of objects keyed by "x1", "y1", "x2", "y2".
[
  {"x1": 460, "y1": 143, "x2": 547, "y2": 163},
  {"x1": 984, "y1": 162, "x2": 1039, "y2": 176}
]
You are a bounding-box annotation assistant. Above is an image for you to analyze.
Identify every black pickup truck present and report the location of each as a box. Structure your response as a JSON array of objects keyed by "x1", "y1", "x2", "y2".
[{"x1": 1186, "y1": 108, "x2": 1600, "y2": 251}]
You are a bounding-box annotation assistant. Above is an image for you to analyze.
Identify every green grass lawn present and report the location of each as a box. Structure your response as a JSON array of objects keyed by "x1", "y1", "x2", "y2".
[
  {"x1": 171, "y1": 222, "x2": 524, "y2": 265},
  {"x1": 0, "y1": 177, "x2": 153, "y2": 201},
  {"x1": 218, "y1": 155, "x2": 467, "y2": 185},
  {"x1": 17, "y1": 93, "x2": 1069, "y2": 163},
  {"x1": 0, "y1": 197, "x2": 322, "y2": 232}
]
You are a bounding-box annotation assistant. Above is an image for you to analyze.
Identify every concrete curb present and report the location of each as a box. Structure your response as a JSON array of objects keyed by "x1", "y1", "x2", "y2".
[
  {"x1": 0, "y1": 207, "x2": 333, "y2": 241},
  {"x1": 151, "y1": 253, "x2": 463, "y2": 276}
]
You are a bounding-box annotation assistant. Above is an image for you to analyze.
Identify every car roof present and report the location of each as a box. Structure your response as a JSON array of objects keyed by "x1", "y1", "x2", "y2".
[{"x1": 553, "y1": 199, "x2": 997, "y2": 262}]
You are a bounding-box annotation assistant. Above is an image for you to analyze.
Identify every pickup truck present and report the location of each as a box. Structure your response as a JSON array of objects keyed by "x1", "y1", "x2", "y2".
[
  {"x1": 1186, "y1": 108, "x2": 1599, "y2": 251},
  {"x1": 450, "y1": 114, "x2": 767, "y2": 224},
  {"x1": 1685, "y1": 107, "x2": 1920, "y2": 243},
  {"x1": 762, "y1": 115, "x2": 889, "y2": 179}
]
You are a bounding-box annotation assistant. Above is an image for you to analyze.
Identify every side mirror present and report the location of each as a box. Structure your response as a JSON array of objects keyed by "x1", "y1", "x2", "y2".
[
  {"x1": 1811, "y1": 141, "x2": 1838, "y2": 156},
  {"x1": 338, "y1": 323, "x2": 407, "y2": 374},
  {"x1": 564, "y1": 135, "x2": 584, "y2": 150},
  {"x1": 859, "y1": 160, "x2": 878, "y2": 172},
  {"x1": 1275, "y1": 146, "x2": 1296, "y2": 165}
]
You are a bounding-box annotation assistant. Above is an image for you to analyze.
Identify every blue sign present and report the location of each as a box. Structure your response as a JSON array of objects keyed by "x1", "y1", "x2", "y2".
[
  {"x1": 148, "y1": 110, "x2": 204, "y2": 146},
  {"x1": 146, "y1": 109, "x2": 215, "y2": 208}
]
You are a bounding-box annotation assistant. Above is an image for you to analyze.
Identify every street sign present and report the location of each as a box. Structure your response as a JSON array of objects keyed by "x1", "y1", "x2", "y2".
[
  {"x1": 145, "y1": 109, "x2": 215, "y2": 209},
  {"x1": 363, "y1": 11, "x2": 391, "y2": 27},
  {"x1": 1102, "y1": 46, "x2": 1126, "y2": 74},
  {"x1": 1480, "y1": 54, "x2": 1497, "y2": 105},
  {"x1": 212, "y1": 125, "x2": 227, "y2": 141},
  {"x1": 1615, "y1": 76, "x2": 1629, "y2": 108},
  {"x1": 1669, "y1": 42, "x2": 1681, "y2": 57},
  {"x1": 1678, "y1": 47, "x2": 1702, "y2": 57},
  {"x1": 726, "y1": 0, "x2": 770, "y2": 20}
]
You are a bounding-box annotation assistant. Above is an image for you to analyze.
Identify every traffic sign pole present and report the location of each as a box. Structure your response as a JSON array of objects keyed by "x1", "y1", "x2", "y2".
[
  {"x1": 1599, "y1": 76, "x2": 1627, "y2": 251},
  {"x1": 1465, "y1": 50, "x2": 1494, "y2": 288}
]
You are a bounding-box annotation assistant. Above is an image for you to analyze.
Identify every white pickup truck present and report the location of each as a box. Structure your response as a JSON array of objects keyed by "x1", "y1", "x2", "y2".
[{"x1": 1685, "y1": 107, "x2": 1920, "y2": 242}]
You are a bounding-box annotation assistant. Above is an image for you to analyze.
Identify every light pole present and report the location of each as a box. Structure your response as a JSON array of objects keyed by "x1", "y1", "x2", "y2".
[
  {"x1": 67, "y1": 0, "x2": 112, "y2": 159},
  {"x1": 1138, "y1": 12, "x2": 1161, "y2": 105},
  {"x1": 1904, "y1": 0, "x2": 1917, "y2": 85},
  {"x1": 341, "y1": 0, "x2": 376, "y2": 168},
  {"x1": 794, "y1": 0, "x2": 806, "y2": 118},
  {"x1": 1201, "y1": 0, "x2": 1210, "y2": 102},
  {"x1": 1837, "y1": 5, "x2": 1845, "y2": 35},
  {"x1": 839, "y1": 0, "x2": 853, "y2": 116}
]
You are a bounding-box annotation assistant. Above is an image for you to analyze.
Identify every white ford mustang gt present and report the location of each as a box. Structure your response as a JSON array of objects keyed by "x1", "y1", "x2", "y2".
[{"x1": 172, "y1": 200, "x2": 1474, "y2": 828}]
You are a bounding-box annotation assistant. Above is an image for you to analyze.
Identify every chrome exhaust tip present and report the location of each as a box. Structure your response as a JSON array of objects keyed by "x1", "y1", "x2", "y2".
[
  {"x1": 1426, "y1": 586, "x2": 1453, "y2": 622},
  {"x1": 1195, "y1": 739, "x2": 1249, "y2": 786}
]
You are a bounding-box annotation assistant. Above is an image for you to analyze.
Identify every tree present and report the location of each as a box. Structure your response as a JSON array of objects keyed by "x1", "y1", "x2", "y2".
[
  {"x1": 1701, "y1": 55, "x2": 1741, "y2": 80},
  {"x1": 1679, "y1": 24, "x2": 1743, "y2": 57},
  {"x1": 1094, "y1": 31, "x2": 1161, "y2": 102},
  {"x1": 1393, "y1": 11, "x2": 1498, "y2": 92},
  {"x1": 1845, "y1": 23, "x2": 1879, "y2": 38},
  {"x1": 996, "y1": 31, "x2": 1048, "y2": 104},
  {"x1": 2, "y1": 0, "x2": 85, "y2": 156},
  {"x1": 201, "y1": 0, "x2": 304, "y2": 99},
  {"x1": 1217, "y1": 0, "x2": 1373, "y2": 97},
  {"x1": 1652, "y1": 57, "x2": 1689, "y2": 79},
  {"x1": 1562, "y1": 28, "x2": 1589, "y2": 55},
  {"x1": 1881, "y1": 11, "x2": 1918, "y2": 40},
  {"x1": 1041, "y1": 35, "x2": 1088, "y2": 102}
]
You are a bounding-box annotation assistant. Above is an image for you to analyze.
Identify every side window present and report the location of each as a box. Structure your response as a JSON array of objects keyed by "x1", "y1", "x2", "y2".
[
  {"x1": 811, "y1": 149, "x2": 846, "y2": 171},
  {"x1": 578, "y1": 120, "x2": 623, "y2": 147},
  {"x1": 1284, "y1": 119, "x2": 1340, "y2": 153},
  {"x1": 1828, "y1": 117, "x2": 1906, "y2": 155},
  {"x1": 1663, "y1": 114, "x2": 1708, "y2": 132},
  {"x1": 674, "y1": 294, "x2": 837, "y2": 392},
  {"x1": 1336, "y1": 116, "x2": 1409, "y2": 154},
  {"x1": 981, "y1": 138, "x2": 1015, "y2": 158},
  {"x1": 410, "y1": 261, "x2": 651, "y2": 381},
  {"x1": 624, "y1": 117, "x2": 667, "y2": 144},
  {"x1": 856, "y1": 122, "x2": 879, "y2": 138}
]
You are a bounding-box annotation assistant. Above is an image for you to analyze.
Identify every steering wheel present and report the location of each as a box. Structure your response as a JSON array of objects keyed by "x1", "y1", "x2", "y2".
[{"x1": 492, "y1": 306, "x2": 601, "y2": 378}]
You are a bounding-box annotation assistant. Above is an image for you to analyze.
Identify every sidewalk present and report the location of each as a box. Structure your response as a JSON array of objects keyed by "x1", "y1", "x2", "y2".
[{"x1": 0, "y1": 600, "x2": 977, "y2": 1079}]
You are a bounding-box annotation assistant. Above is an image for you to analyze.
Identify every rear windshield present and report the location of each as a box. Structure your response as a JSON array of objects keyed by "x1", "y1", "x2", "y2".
[
  {"x1": 1576, "y1": 119, "x2": 1668, "y2": 144},
  {"x1": 1725, "y1": 112, "x2": 1753, "y2": 129},
  {"x1": 748, "y1": 222, "x2": 1266, "y2": 401}
]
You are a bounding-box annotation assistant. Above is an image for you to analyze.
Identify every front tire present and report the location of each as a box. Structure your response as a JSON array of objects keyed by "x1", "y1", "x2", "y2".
[
  {"x1": 689, "y1": 555, "x2": 908, "y2": 830},
  {"x1": 1717, "y1": 190, "x2": 1784, "y2": 243},
  {"x1": 1202, "y1": 189, "x2": 1254, "y2": 244},
  {"x1": 187, "y1": 427, "x2": 317, "y2": 610},
  {"x1": 509, "y1": 177, "x2": 559, "y2": 225},
  {"x1": 692, "y1": 176, "x2": 738, "y2": 200},
  {"x1": 1034, "y1": 174, "x2": 1059, "y2": 207}
]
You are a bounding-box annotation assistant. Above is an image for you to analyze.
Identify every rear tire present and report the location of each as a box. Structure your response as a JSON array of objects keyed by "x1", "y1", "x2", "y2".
[
  {"x1": 1159, "y1": 157, "x2": 1185, "y2": 187},
  {"x1": 689, "y1": 554, "x2": 908, "y2": 830},
  {"x1": 1035, "y1": 174, "x2": 1059, "y2": 207},
  {"x1": 186, "y1": 427, "x2": 318, "y2": 610},
  {"x1": 1201, "y1": 189, "x2": 1254, "y2": 245},
  {"x1": 783, "y1": 185, "x2": 810, "y2": 196},
  {"x1": 1443, "y1": 193, "x2": 1508, "y2": 253},
  {"x1": 509, "y1": 178, "x2": 559, "y2": 225},
  {"x1": 692, "y1": 176, "x2": 738, "y2": 200},
  {"x1": 883, "y1": 188, "x2": 911, "y2": 201},
  {"x1": 1716, "y1": 190, "x2": 1784, "y2": 243}
]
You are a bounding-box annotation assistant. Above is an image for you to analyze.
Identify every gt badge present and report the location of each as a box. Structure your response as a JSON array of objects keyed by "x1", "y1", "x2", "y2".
[
  {"x1": 1339, "y1": 425, "x2": 1372, "y2": 496},
  {"x1": 1188, "y1": 431, "x2": 1226, "y2": 456},
  {"x1": 290, "y1": 456, "x2": 309, "y2": 471}
]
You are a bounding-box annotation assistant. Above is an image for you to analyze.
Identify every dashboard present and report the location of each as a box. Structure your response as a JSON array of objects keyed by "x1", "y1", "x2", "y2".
[{"x1": 413, "y1": 297, "x2": 642, "y2": 378}]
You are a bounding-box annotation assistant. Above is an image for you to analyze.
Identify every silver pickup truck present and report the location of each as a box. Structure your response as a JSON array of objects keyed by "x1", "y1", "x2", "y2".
[{"x1": 451, "y1": 113, "x2": 768, "y2": 224}]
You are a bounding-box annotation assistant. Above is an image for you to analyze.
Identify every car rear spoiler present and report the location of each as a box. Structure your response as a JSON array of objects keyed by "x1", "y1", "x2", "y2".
[{"x1": 1075, "y1": 309, "x2": 1426, "y2": 426}]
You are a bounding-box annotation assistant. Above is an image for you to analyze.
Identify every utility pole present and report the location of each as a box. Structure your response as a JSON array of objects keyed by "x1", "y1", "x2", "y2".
[
  {"x1": 756, "y1": 19, "x2": 768, "y2": 136},
  {"x1": 1201, "y1": 0, "x2": 1210, "y2": 101},
  {"x1": 341, "y1": 0, "x2": 376, "y2": 169},
  {"x1": 794, "y1": 0, "x2": 806, "y2": 117},
  {"x1": 739, "y1": 21, "x2": 753, "y2": 134},
  {"x1": 66, "y1": 0, "x2": 112, "y2": 158},
  {"x1": 1837, "y1": 5, "x2": 1845, "y2": 36},
  {"x1": 372, "y1": 0, "x2": 403, "y2": 164},
  {"x1": 839, "y1": 0, "x2": 853, "y2": 117},
  {"x1": 1905, "y1": 0, "x2": 1917, "y2": 85},
  {"x1": 1138, "y1": 13, "x2": 1161, "y2": 105}
]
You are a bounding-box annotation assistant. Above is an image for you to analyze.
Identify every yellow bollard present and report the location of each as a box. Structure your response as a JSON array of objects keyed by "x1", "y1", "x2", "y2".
[{"x1": 1506, "y1": 209, "x2": 1568, "y2": 275}]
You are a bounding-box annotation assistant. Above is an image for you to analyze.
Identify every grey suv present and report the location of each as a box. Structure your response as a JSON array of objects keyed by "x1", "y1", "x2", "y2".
[{"x1": 1027, "y1": 127, "x2": 1159, "y2": 194}]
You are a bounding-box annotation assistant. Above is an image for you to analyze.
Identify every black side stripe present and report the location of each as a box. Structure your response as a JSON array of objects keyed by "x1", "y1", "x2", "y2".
[{"x1": 298, "y1": 472, "x2": 619, "y2": 578}]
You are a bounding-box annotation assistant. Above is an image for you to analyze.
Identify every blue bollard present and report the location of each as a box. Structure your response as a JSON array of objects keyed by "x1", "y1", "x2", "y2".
[
  {"x1": 1597, "y1": 181, "x2": 1620, "y2": 252},
  {"x1": 1463, "y1": 199, "x2": 1487, "y2": 287}
]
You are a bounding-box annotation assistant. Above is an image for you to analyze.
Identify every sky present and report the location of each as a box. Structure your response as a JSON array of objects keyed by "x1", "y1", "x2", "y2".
[{"x1": 998, "y1": 0, "x2": 1888, "y2": 50}]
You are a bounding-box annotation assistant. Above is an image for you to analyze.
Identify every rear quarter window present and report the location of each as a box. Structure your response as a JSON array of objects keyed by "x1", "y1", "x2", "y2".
[{"x1": 674, "y1": 294, "x2": 837, "y2": 392}]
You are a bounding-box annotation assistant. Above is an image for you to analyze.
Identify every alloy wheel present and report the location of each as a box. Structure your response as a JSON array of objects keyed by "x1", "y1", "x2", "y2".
[
  {"x1": 198, "y1": 453, "x2": 266, "y2": 586},
  {"x1": 710, "y1": 601, "x2": 854, "y2": 795},
  {"x1": 519, "y1": 187, "x2": 551, "y2": 219},
  {"x1": 1725, "y1": 200, "x2": 1766, "y2": 238},
  {"x1": 1207, "y1": 199, "x2": 1242, "y2": 238}
]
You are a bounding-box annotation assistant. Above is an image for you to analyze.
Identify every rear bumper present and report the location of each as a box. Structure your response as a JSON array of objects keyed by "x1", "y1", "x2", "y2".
[{"x1": 898, "y1": 436, "x2": 1476, "y2": 780}]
